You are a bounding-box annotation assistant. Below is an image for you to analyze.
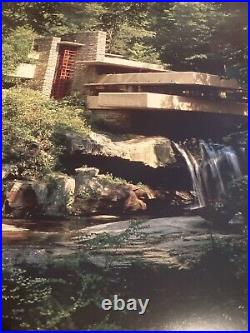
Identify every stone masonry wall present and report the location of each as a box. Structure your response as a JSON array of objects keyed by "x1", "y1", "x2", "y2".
[
  {"x1": 62, "y1": 31, "x2": 107, "y2": 95},
  {"x1": 62, "y1": 31, "x2": 106, "y2": 62},
  {"x1": 31, "y1": 31, "x2": 107, "y2": 97},
  {"x1": 71, "y1": 65, "x2": 97, "y2": 95},
  {"x1": 32, "y1": 37, "x2": 61, "y2": 97}
]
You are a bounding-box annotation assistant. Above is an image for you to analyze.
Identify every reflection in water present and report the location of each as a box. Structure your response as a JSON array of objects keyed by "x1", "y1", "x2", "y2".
[
  {"x1": 164, "y1": 316, "x2": 232, "y2": 331},
  {"x1": 2, "y1": 216, "x2": 247, "y2": 331}
]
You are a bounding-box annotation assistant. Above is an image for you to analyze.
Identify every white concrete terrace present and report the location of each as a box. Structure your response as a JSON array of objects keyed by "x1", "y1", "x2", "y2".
[
  {"x1": 85, "y1": 72, "x2": 241, "y2": 90},
  {"x1": 87, "y1": 92, "x2": 247, "y2": 116},
  {"x1": 77, "y1": 55, "x2": 166, "y2": 72}
]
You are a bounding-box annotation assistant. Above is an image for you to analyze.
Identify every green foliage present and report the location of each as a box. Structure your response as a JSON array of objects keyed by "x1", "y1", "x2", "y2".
[
  {"x1": 227, "y1": 176, "x2": 248, "y2": 223},
  {"x1": 2, "y1": 258, "x2": 106, "y2": 330},
  {"x1": 101, "y1": 172, "x2": 131, "y2": 185},
  {"x1": 127, "y1": 42, "x2": 161, "y2": 64},
  {"x1": 2, "y1": 3, "x2": 64, "y2": 35},
  {"x1": 76, "y1": 219, "x2": 147, "y2": 270},
  {"x1": 2, "y1": 2, "x2": 106, "y2": 36},
  {"x1": 2, "y1": 2, "x2": 247, "y2": 81},
  {"x1": 215, "y1": 3, "x2": 248, "y2": 85},
  {"x1": 53, "y1": 3, "x2": 106, "y2": 35},
  {"x1": 154, "y1": 2, "x2": 247, "y2": 84},
  {"x1": 2, "y1": 88, "x2": 89, "y2": 178},
  {"x1": 200, "y1": 175, "x2": 248, "y2": 225},
  {"x1": 155, "y1": 3, "x2": 220, "y2": 69},
  {"x1": 98, "y1": 3, "x2": 157, "y2": 60},
  {"x1": 206, "y1": 235, "x2": 247, "y2": 281},
  {"x1": 83, "y1": 220, "x2": 145, "y2": 249},
  {"x1": 2, "y1": 2, "x2": 163, "y2": 64},
  {"x1": 2, "y1": 27, "x2": 35, "y2": 77},
  {"x1": 2, "y1": 220, "x2": 144, "y2": 329}
]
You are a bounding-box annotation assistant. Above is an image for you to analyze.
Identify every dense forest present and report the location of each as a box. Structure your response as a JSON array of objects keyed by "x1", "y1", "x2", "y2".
[{"x1": 3, "y1": 2, "x2": 248, "y2": 84}]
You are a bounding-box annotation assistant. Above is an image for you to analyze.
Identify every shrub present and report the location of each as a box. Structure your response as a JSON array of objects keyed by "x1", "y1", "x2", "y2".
[
  {"x1": 2, "y1": 88, "x2": 89, "y2": 178},
  {"x1": 227, "y1": 176, "x2": 248, "y2": 223},
  {"x1": 2, "y1": 27, "x2": 35, "y2": 78}
]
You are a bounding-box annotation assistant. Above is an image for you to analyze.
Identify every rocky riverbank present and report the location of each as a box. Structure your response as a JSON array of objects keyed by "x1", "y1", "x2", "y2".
[{"x1": 3, "y1": 130, "x2": 194, "y2": 219}]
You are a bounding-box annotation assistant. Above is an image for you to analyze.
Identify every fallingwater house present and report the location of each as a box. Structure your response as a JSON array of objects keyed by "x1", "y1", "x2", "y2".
[
  {"x1": 3, "y1": 25, "x2": 248, "y2": 330},
  {"x1": 9, "y1": 31, "x2": 247, "y2": 138}
]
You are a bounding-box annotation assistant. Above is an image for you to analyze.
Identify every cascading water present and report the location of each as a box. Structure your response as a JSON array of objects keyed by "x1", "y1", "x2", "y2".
[
  {"x1": 174, "y1": 143, "x2": 206, "y2": 207},
  {"x1": 174, "y1": 140, "x2": 242, "y2": 209}
]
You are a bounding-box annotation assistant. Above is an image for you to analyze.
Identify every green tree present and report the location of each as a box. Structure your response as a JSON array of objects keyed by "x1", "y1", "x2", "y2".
[
  {"x1": 154, "y1": 2, "x2": 247, "y2": 84},
  {"x1": 215, "y1": 3, "x2": 247, "y2": 85},
  {"x1": 2, "y1": 2, "x2": 106, "y2": 35},
  {"x1": 96, "y1": 2, "x2": 161, "y2": 63},
  {"x1": 2, "y1": 3, "x2": 63, "y2": 35}
]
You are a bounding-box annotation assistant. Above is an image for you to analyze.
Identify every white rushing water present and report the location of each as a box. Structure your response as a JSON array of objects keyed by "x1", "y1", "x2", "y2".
[
  {"x1": 174, "y1": 141, "x2": 242, "y2": 208},
  {"x1": 174, "y1": 143, "x2": 206, "y2": 207}
]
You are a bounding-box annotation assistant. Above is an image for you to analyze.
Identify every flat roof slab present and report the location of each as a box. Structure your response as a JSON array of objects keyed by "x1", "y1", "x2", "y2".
[{"x1": 78, "y1": 56, "x2": 166, "y2": 72}]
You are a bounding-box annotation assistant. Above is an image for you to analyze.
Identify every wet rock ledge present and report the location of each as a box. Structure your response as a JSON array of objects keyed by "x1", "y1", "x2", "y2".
[{"x1": 3, "y1": 131, "x2": 193, "y2": 219}]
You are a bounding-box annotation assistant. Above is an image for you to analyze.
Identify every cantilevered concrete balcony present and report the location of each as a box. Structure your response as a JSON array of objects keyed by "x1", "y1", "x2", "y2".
[
  {"x1": 85, "y1": 72, "x2": 241, "y2": 90},
  {"x1": 78, "y1": 56, "x2": 166, "y2": 72},
  {"x1": 87, "y1": 92, "x2": 247, "y2": 116}
]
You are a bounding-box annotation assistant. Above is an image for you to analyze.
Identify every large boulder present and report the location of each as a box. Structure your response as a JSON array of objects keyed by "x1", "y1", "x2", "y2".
[
  {"x1": 45, "y1": 174, "x2": 75, "y2": 217},
  {"x1": 73, "y1": 167, "x2": 156, "y2": 215},
  {"x1": 65, "y1": 131, "x2": 176, "y2": 168},
  {"x1": 3, "y1": 181, "x2": 39, "y2": 218},
  {"x1": 3, "y1": 174, "x2": 75, "y2": 218}
]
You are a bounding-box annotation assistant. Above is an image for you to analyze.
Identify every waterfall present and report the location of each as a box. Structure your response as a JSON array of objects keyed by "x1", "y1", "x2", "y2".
[
  {"x1": 174, "y1": 140, "x2": 242, "y2": 208},
  {"x1": 174, "y1": 143, "x2": 206, "y2": 207}
]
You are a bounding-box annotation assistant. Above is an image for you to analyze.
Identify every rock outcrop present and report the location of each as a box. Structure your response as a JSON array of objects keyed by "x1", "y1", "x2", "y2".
[
  {"x1": 5, "y1": 168, "x2": 185, "y2": 218},
  {"x1": 3, "y1": 174, "x2": 75, "y2": 218},
  {"x1": 2, "y1": 131, "x2": 196, "y2": 218},
  {"x1": 73, "y1": 167, "x2": 155, "y2": 215},
  {"x1": 64, "y1": 131, "x2": 177, "y2": 168},
  {"x1": 69, "y1": 216, "x2": 246, "y2": 269},
  {"x1": 44, "y1": 174, "x2": 75, "y2": 217},
  {"x1": 3, "y1": 181, "x2": 39, "y2": 218}
]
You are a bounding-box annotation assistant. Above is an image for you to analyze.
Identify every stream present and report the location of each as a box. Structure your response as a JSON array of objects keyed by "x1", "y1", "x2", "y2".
[{"x1": 2, "y1": 215, "x2": 247, "y2": 330}]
